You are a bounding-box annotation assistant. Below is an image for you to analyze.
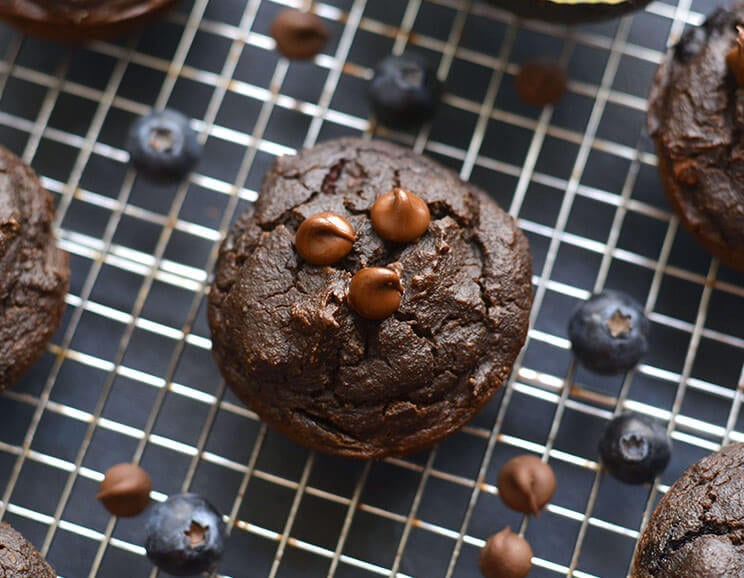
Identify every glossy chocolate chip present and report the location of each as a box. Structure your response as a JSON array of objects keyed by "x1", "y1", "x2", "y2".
[
  {"x1": 295, "y1": 212, "x2": 356, "y2": 266},
  {"x1": 370, "y1": 188, "x2": 430, "y2": 243},
  {"x1": 97, "y1": 463, "x2": 152, "y2": 517},
  {"x1": 270, "y1": 9, "x2": 329, "y2": 60},
  {"x1": 497, "y1": 455, "x2": 556, "y2": 516},
  {"x1": 480, "y1": 527, "x2": 533, "y2": 578},
  {"x1": 347, "y1": 267, "x2": 403, "y2": 321}
]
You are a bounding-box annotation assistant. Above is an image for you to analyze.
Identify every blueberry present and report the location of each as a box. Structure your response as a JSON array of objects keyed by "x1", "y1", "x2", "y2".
[
  {"x1": 568, "y1": 290, "x2": 650, "y2": 375},
  {"x1": 598, "y1": 412, "x2": 671, "y2": 484},
  {"x1": 127, "y1": 109, "x2": 201, "y2": 181},
  {"x1": 368, "y1": 55, "x2": 442, "y2": 128},
  {"x1": 145, "y1": 493, "x2": 226, "y2": 576}
]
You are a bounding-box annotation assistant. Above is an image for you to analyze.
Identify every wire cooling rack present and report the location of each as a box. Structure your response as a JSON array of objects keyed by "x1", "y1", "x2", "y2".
[{"x1": 0, "y1": 0, "x2": 741, "y2": 576}]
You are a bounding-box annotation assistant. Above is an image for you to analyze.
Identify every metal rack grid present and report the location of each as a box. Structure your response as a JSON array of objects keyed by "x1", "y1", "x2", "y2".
[{"x1": 0, "y1": 0, "x2": 741, "y2": 576}]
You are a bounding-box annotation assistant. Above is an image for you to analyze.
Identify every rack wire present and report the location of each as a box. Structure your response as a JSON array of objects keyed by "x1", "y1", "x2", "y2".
[{"x1": 0, "y1": 0, "x2": 741, "y2": 576}]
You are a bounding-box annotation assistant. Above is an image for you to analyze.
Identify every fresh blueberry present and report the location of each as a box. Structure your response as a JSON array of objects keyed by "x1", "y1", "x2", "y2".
[
  {"x1": 145, "y1": 493, "x2": 226, "y2": 576},
  {"x1": 368, "y1": 54, "x2": 442, "y2": 128},
  {"x1": 598, "y1": 412, "x2": 671, "y2": 484},
  {"x1": 568, "y1": 290, "x2": 650, "y2": 375},
  {"x1": 126, "y1": 109, "x2": 201, "y2": 181}
]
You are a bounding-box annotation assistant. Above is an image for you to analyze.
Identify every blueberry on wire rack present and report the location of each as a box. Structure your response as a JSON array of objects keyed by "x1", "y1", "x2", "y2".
[
  {"x1": 598, "y1": 412, "x2": 671, "y2": 484},
  {"x1": 568, "y1": 290, "x2": 650, "y2": 375},
  {"x1": 368, "y1": 54, "x2": 443, "y2": 128},
  {"x1": 126, "y1": 109, "x2": 201, "y2": 182},
  {"x1": 145, "y1": 493, "x2": 227, "y2": 576}
]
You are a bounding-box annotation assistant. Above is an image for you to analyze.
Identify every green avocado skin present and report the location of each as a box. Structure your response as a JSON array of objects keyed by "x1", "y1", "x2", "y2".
[{"x1": 488, "y1": 0, "x2": 652, "y2": 23}]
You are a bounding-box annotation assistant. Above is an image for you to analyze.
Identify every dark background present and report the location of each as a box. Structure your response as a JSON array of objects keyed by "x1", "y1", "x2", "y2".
[{"x1": 0, "y1": 0, "x2": 741, "y2": 576}]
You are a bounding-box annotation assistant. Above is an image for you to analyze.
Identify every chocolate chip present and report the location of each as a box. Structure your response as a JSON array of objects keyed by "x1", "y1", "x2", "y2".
[
  {"x1": 97, "y1": 463, "x2": 152, "y2": 517},
  {"x1": 270, "y1": 9, "x2": 329, "y2": 60},
  {"x1": 370, "y1": 188, "x2": 430, "y2": 243},
  {"x1": 514, "y1": 59, "x2": 566, "y2": 108},
  {"x1": 295, "y1": 212, "x2": 356, "y2": 266},
  {"x1": 347, "y1": 267, "x2": 403, "y2": 321},
  {"x1": 479, "y1": 527, "x2": 533, "y2": 578},
  {"x1": 497, "y1": 455, "x2": 556, "y2": 516}
]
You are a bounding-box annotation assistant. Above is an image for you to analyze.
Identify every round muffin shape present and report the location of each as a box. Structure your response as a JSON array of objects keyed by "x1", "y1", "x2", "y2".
[
  {"x1": 632, "y1": 443, "x2": 744, "y2": 577},
  {"x1": 487, "y1": 0, "x2": 652, "y2": 24},
  {"x1": 0, "y1": 0, "x2": 179, "y2": 42},
  {"x1": 0, "y1": 146, "x2": 68, "y2": 391},
  {"x1": 648, "y1": 4, "x2": 744, "y2": 272},
  {"x1": 0, "y1": 522, "x2": 56, "y2": 577},
  {"x1": 208, "y1": 138, "x2": 532, "y2": 459}
]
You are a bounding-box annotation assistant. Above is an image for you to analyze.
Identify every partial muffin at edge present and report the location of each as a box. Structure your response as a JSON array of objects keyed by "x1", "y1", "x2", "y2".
[
  {"x1": 0, "y1": 522, "x2": 56, "y2": 577},
  {"x1": 0, "y1": 146, "x2": 69, "y2": 389},
  {"x1": 647, "y1": 3, "x2": 744, "y2": 271},
  {"x1": 208, "y1": 138, "x2": 532, "y2": 459},
  {"x1": 632, "y1": 442, "x2": 744, "y2": 577},
  {"x1": 0, "y1": 0, "x2": 179, "y2": 41}
]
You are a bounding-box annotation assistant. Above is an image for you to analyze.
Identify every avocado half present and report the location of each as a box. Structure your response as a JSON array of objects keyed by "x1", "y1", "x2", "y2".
[{"x1": 488, "y1": 0, "x2": 653, "y2": 24}]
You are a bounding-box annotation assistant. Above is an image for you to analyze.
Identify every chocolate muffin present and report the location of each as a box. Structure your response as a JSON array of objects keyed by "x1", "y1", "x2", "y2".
[
  {"x1": 208, "y1": 138, "x2": 532, "y2": 459},
  {"x1": 0, "y1": 522, "x2": 56, "y2": 577},
  {"x1": 648, "y1": 3, "x2": 744, "y2": 272},
  {"x1": 0, "y1": 146, "x2": 69, "y2": 390},
  {"x1": 0, "y1": 0, "x2": 179, "y2": 42},
  {"x1": 632, "y1": 443, "x2": 744, "y2": 577}
]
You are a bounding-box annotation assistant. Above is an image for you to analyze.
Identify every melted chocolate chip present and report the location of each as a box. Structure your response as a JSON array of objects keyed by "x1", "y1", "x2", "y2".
[
  {"x1": 270, "y1": 9, "x2": 329, "y2": 60},
  {"x1": 659, "y1": 535, "x2": 735, "y2": 578},
  {"x1": 370, "y1": 188, "x2": 430, "y2": 243},
  {"x1": 97, "y1": 463, "x2": 152, "y2": 517},
  {"x1": 497, "y1": 455, "x2": 556, "y2": 516},
  {"x1": 347, "y1": 267, "x2": 403, "y2": 321},
  {"x1": 479, "y1": 527, "x2": 533, "y2": 578},
  {"x1": 295, "y1": 212, "x2": 356, "y2": 266}
]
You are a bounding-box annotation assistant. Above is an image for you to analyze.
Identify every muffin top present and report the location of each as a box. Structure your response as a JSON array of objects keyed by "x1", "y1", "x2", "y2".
[{"x1": 208, "y1": 138, "x2": 532, "y2": 458}]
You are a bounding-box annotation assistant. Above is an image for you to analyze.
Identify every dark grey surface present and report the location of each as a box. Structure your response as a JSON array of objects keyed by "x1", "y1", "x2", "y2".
[{"x1": 0, "y1": 0, "x2": 741, "y2": 577}]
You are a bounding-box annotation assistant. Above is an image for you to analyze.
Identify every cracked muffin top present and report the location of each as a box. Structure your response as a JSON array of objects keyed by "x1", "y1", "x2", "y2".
[
  {"x1": 0, "y1": 0, "x2": 178, "y2": 41},
  {"x1": 208, "y1": 138, "x2": 532, "y2": 459},
  {"x1": 632, "y1": 442, "x2": 744, "y2": 577}
]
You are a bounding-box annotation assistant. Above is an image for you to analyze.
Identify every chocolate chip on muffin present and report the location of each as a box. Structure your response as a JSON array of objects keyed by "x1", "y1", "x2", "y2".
[
  {"x1": 0, "y1": 146, "x2": 69, "y2": 390},
  {"x1": 0, "y1": 0, "x2": 180, "y2": 42},
  {"x1": 208, "y1": 138, "x2": 532, "y2": 459},
  {"x1": 648, "y1": 2, "x2": 744, "y2": 271},
  {"x1": 0, "y1": 522, "x2": 56, "y2": 577},
  {"x1": 295, "y1": 212, "x2": 356, "y2": 265},
  {"x1": 632, "y1": 443, "x2": 744, "y2": 577}
]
